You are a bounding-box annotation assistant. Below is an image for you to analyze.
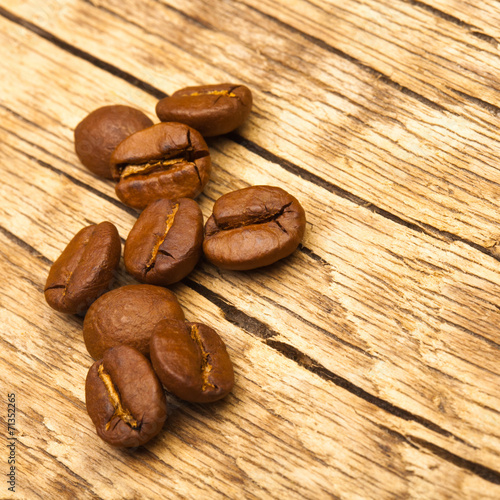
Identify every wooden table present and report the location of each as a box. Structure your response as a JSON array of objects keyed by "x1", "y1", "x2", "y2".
[{"x1": 1, "y1": 1, "x2": 499, "y2": 498}]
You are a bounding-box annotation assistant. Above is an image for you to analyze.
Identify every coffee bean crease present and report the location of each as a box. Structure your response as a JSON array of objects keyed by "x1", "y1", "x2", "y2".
[
  {"x1": 97, "y1": 363, "x2": 139, "y2": 431},
  {"x1": 212, "y1": 201, "x2": 293, "y2": 234},
  {"x1": 190, "y1": 324, "x2": 216, "y2": 392},
  {"x1": 145, "y1": 203, "x2": 179, "y2": 275},
  {"x1": 190, "y1": 89, "x2": 237, "y2": 101}
]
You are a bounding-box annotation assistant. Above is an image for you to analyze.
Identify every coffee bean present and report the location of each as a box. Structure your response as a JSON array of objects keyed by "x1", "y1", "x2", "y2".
[
  {"x1": 124, "y1": 198, "x2": 203, "y2": 286},
  {"x1": 83, "y1": 284, "x2": 185, "y2": 359},
  {"x1": 85, "y1": 345, "x2": 167, "y2": 447},
  {"x1": 44, "y1": 222, "x2": 121, "y2": 314},
  {"x1": 110, "y1": 122, "x2": 211, "y2": 210},
  {"x1": 150, "y1": 320, "x2": 234, "y2": 403},
  {"x1": 156, "y1": 84, "x2": 253, "y2": 137},
  {"x1": 203, "y1": 186, "x2": 306, "y2": 270},
  {"x1": 74, "y1": 105, "x2": 153, "y2": 179}
]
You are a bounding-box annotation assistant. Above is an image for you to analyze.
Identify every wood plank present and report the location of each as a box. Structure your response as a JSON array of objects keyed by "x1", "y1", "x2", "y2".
[
  {"x1": 6, "y1": 116, "x2": 500, "y2": 475},
  {"x1": 2, "y1": 2, "x2": 500, "y2": 497},
  {"x1": 1, "y1": 18, "x2": 500, "y2": 480},
  {"x1": 230, "y1": 0, "x2": 500, "y2": 105},
  {"x1": 5, "y1": 231, "x2": 499, "y2": 499},
  {"x1": 3, "y1": 0, "x2": 500, "y2": 250},
  {"x1": 422, "y1": 0, "x2": 500, "y2": 40}
]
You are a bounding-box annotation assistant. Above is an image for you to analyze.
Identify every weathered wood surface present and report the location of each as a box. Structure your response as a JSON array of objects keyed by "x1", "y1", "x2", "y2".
[{"x1": 0, "y1": 0, "x2": 499, "y2": 498}]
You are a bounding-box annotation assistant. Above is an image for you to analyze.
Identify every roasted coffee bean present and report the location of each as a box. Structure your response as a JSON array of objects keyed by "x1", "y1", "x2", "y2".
[
  {"x1": 203, "y1": 186, "x2": 306, "y2": 270},
  {"x1": 74, "y1": 105, "x2": 153, "y2": 179},
  {"x1": 83, "y1": 284, "x2": 185, "y2": 359},
  {"x1": 150, "y1": 320, "x2": 234, "y2": 403},
  {"x1": 85, "y1": 345, "x2": 167, "y2": 447},
  {"x1": 156, "y1": 84, "x2": 253, "y2": 137},
  {"x1": 110, "y1": 122, "x2": 211, "y2": 210},
  {"x1": 44, "y1": 222, "x2": 121, "y2": 314},
  {"x1": 124, "y1": 198, "x2": 203, "y2": 286}
]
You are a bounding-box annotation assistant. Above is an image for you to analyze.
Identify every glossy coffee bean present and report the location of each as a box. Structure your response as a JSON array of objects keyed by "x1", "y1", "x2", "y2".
[
  {"x1": 124, "y1": 198, "x2": 203, "y2": 286},
  {"x1": 150, "y1": 320, "x2": 234, "y2": 403},
  {"x1": 85, "y1": 345, "x2": 167, "y2": 447},
  {"x1": 74, "y1": 105, "x2": 153, "y2": 179},
  {"x1": 203, "y1": 186, "x2": 306, "y2": 270},
  {"x1": 44, "y1": 222, "x2": 121, "y2": 314},
  {"x1": 110, "y1": 122, "x2": 211, "y2": 210},
  {"x1": 83, "y1": 284, "x2": 185, "y2": 359},
  {"x1": 156, "y1": 84, "x2": 253, "y2": 137}
]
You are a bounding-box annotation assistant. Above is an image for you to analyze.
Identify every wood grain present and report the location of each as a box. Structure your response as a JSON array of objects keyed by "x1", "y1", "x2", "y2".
[
  {"x1": 418, "y1": 0, "x2": 500, "y2": 41},
  {"x1": 0, "y1": 0, "x2": 499, "y2": 498},
  {"x1": 5, "y1": 0, "x2": 500, "y2": 249},
  {"x1": 2, "y1": 200, "x2": 499, "y2": 499}
]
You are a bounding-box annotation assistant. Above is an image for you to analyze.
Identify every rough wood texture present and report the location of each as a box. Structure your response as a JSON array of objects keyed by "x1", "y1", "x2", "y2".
[{"x1": 0, "y1": 1, "x2": 499, "y2": 498}]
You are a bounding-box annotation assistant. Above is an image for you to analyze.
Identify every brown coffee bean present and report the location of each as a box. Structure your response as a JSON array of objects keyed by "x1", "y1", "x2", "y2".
[
  {"x1": 85, "y1": 345, "x2": 167, "y2": 447},
  {"x1": 83, "y1": 284, "x2": 185, "y2": 359},
  {"x1": 74, "y1": 105, "x2": 153, "y2": 179},
  {"x1": 44, "y1": 222, "x2": 121, "y2": 314},
  {"x1": 203, "y1": 186, "x2": 306, "y2": 270},
  {"x1": 124, "y1": 198, "x2": 203, "y2": 286},
  {"x1": 156, "y1": 84, "x2": 253, "y2": 137},
  {"x1": 150, "y1": 320, "x2": 234, "y2": 403},
  {"x1": 110, "y1": 122, "x2": 211, "y2": 210}
]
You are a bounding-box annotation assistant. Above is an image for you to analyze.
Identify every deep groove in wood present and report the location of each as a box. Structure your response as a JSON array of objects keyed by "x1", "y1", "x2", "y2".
[
  {"x1": 298, "y1": 245, "x2": 331, "y2": 267},
  {"x1": 184, "y1": 278, "x2": 375, "y2": 357},
  {"x1": 374, "y1": 423, "x2": 500, "y2": 484},
  {"x1": 3, "y1": 4, "x2": 500, "y2": 269},
  {"x1": 183, "y1": 278, "x2": 280, "y2": 340},
  {"x1": 448, "y1": 88, "x2": 500, "y2": 116},
  {"x1": 2, "y1": 223, "x2": 498, "y2": 484},
  {"x1": 237, "y1": 2, "x2": 449, "y2": 113},
  {"x1": 0, "y1": 5, "x2": 166, "y2": 100},
  {"x1": 263, "y1": 339, "x2": 465, "y2": 442},
  {"x1": 6, "y1": 141, "x2": 138, "y2": 217},
  {"x1": 400, "y1": 0, "x2": 499, "y2": 46},
  {"x1": 0, "y1": 225, "x2": 52, "y2": 266},
  {"x1": 411, "y1": 437, "x2": 500, "y2": 485},
  {"x1": 181, "y1": 278, "x2": 482, "y2": 458}
]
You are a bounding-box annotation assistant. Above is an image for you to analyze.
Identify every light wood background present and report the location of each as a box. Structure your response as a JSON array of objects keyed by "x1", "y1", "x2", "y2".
[{"x1": 1, "y1": 0, "x2": 499, "y2": 498}]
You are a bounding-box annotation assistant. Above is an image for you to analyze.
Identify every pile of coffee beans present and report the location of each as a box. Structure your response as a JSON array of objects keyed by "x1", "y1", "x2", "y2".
[{"x1": 44, "y1": 83, "x2": 306, "y2": 448}]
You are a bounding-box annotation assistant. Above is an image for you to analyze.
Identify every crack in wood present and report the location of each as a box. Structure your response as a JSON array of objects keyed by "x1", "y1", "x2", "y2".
[
  {"x1": 2, "y1": 225, "x2": 500, "y2": 483},
  {"x1": 0, "y1": 5, "x2": 166, "y2": 100},
  {"x1": 400, "y1": 0, "x2": 499, "y2": 46},
  {"x1": 237, "y1": 1, "x2": 450, "y2": 113},
  {"x1": 374, "y1": 422, "x2": 500, "y2": 484},
  {"x1": 263, "y1": 339, "x2": 467, "y2": 442},
  {"x1": 5, "y1": 140, "x2": 138, "y2": 216},
  {"x1": 2, "y1": 6, "x2": 500, "y2": 269},
  {"x1": 448, "y1": 87, "x2": 500, "y2": 116},
  {"x1": 0, "y1": 225, "x2": 52, "y2": 266},
  {"x1": 411, "y1": 437, "x2": 500, "y2": 485},
  {"x1": 183, "y1": 278, "x2": 279, "y2": 340}
]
